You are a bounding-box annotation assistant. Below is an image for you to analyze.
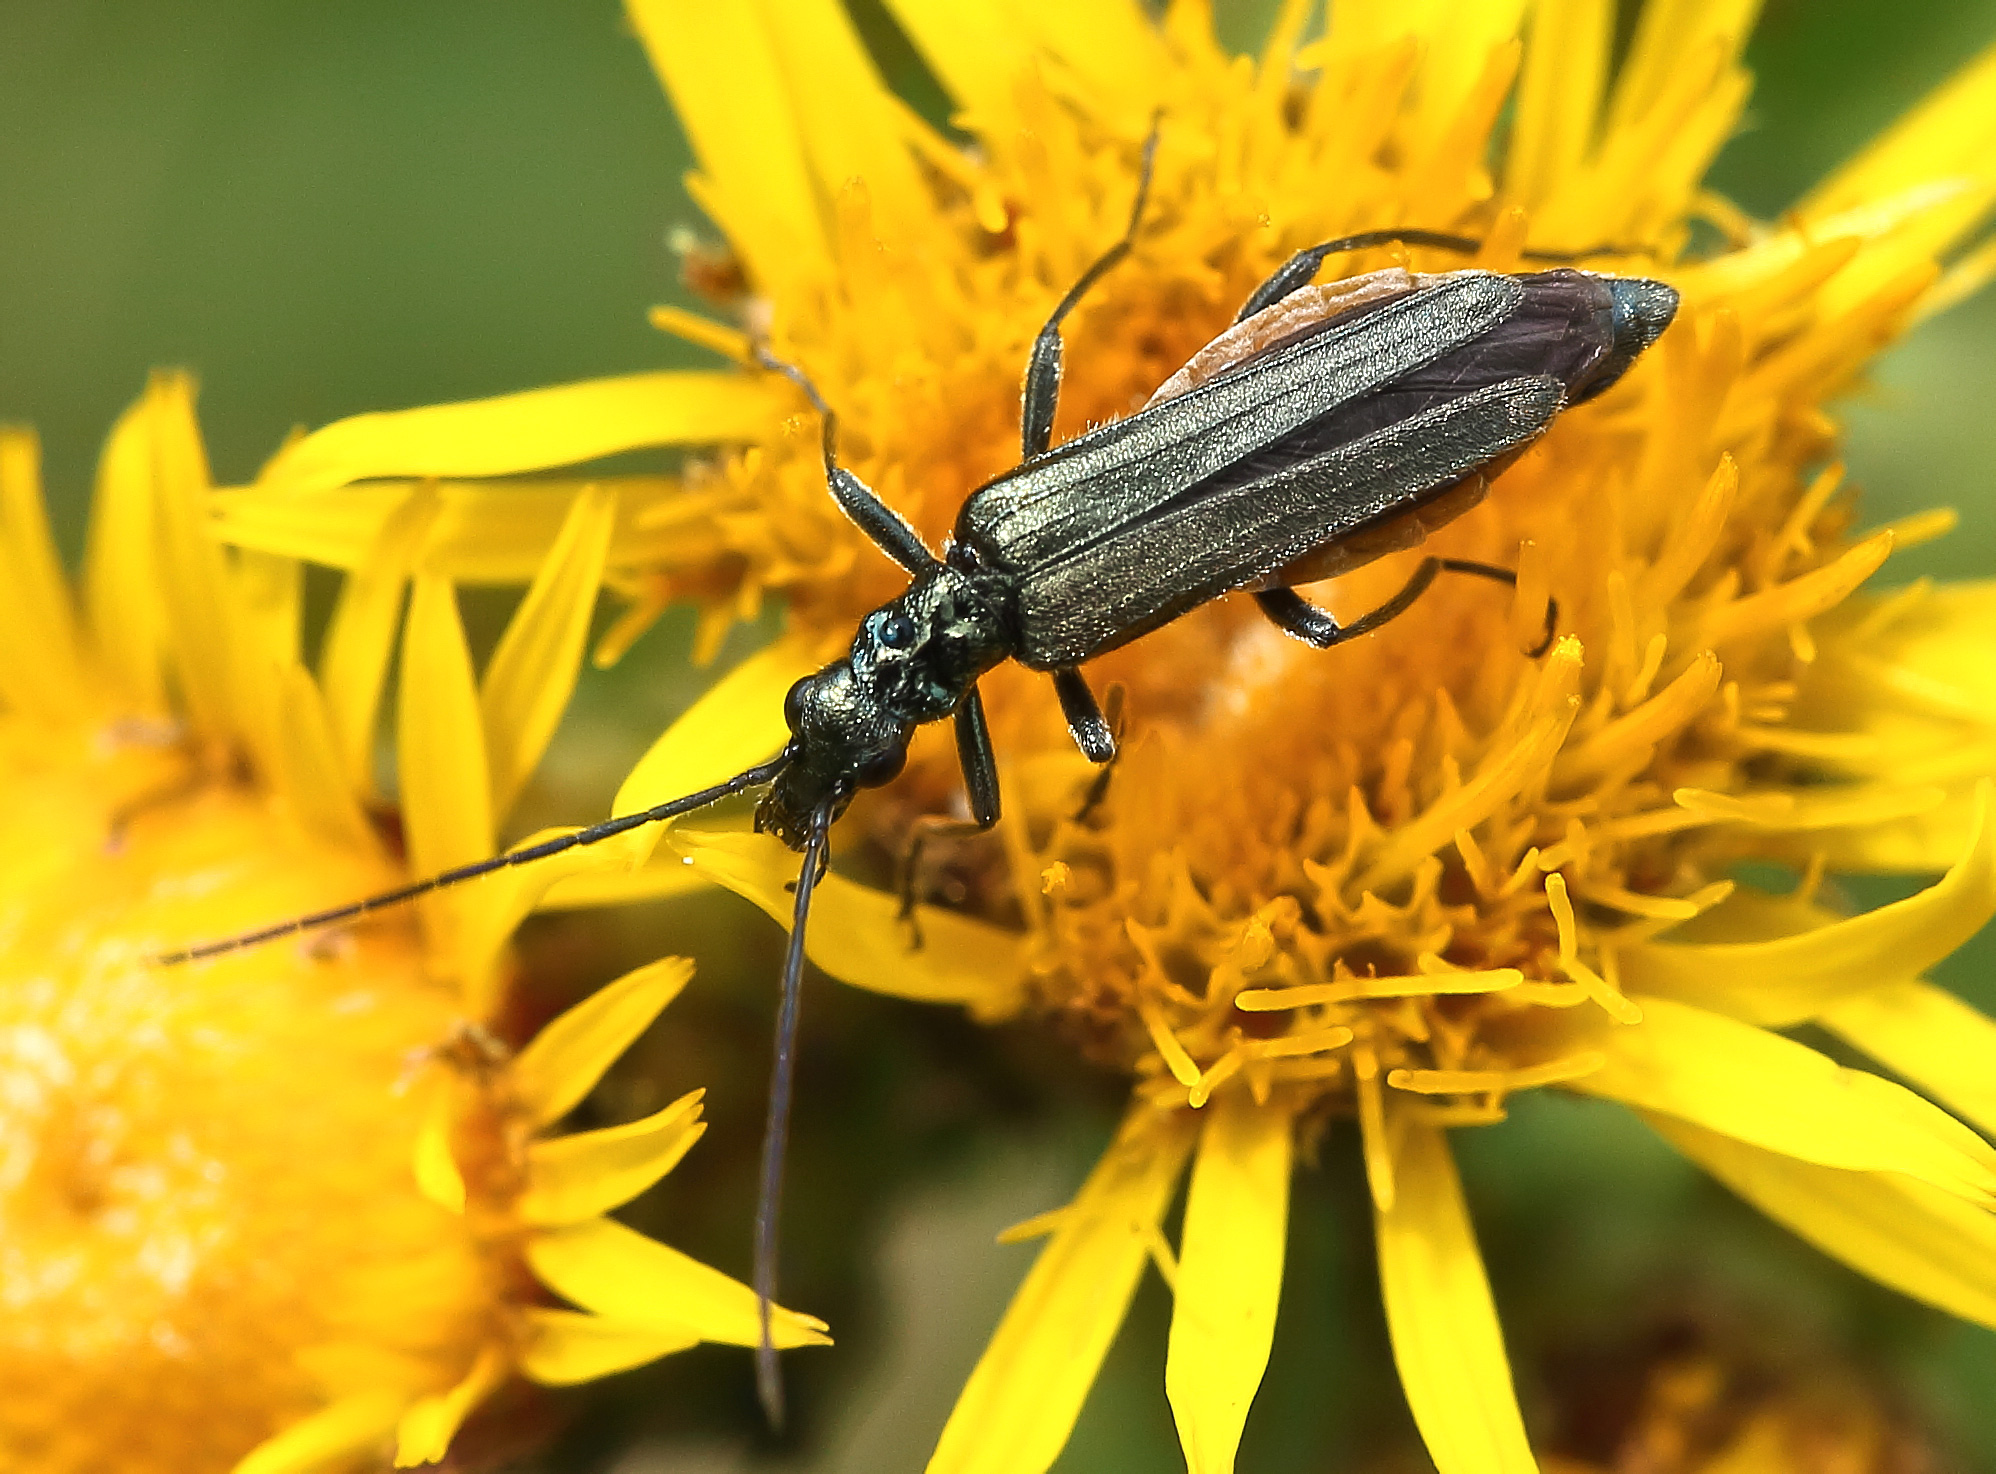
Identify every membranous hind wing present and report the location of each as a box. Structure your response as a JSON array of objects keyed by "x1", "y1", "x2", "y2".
[{"x1": 953, "y1": 269, "x2": 1626, "y2": 670}]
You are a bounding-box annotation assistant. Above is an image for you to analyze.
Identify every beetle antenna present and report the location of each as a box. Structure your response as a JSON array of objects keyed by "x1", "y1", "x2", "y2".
[
  {"x1": 753, "y1": 791, "x2": 835, "y2": 1431},
  {"x1": 152, "y1": 752, "x2": 792, "y2": 966}
]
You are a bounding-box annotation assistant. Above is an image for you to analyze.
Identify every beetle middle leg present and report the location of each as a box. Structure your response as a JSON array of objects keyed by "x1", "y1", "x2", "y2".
[
  {"x1": 897, "y1": 687, "x2": 1001, "y2": 945},
  {"x1": 1019, "y1": 123, "x2": 1161, "y2": 458},
  {"x1": 1052, "y1": 667, "x2": 1117, "y2": 763},
  {"x1": 1257, "y1": 559, "x2": 1558, "y2": 656}
]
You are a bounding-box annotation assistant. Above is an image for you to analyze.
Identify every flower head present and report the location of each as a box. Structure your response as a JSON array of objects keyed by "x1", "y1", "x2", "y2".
[
  {"x1": 215, "y1": 3, "x2": 1996, "y2": 1473},
  {"x1": 0, "y1": 380, "x2": 822, "y2": 1474}
]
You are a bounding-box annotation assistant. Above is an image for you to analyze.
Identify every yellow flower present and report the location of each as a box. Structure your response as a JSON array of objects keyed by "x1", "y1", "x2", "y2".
[
  {"x1": 0, "y1": 379, "x2": 823, "y2": 1474},
  {"x1": 214, "y1": 3, "x2": 1996, "y2": 1473}
]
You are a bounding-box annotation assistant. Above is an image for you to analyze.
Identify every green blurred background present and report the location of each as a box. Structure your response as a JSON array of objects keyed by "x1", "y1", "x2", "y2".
[{"x1": 5, "y1": 2, "x2": 1996, "y2": 1470}]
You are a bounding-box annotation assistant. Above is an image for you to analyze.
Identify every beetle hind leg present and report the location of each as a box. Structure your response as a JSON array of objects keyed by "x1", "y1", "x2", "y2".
[{"x1": 1256, "y1": 559, "x2": 1557, "y2": 655}]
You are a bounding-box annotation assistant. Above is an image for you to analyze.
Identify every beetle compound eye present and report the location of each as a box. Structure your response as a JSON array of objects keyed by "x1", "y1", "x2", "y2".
[
  {"x1": 854, "y1": 743, "x2": 907, "y2": 788},
  {"x1": 782, "y1": 677, "x2": 812, "y2": 732},
  {"x1": 878, "y1": 613, "x2": 917, "y2": 651}
]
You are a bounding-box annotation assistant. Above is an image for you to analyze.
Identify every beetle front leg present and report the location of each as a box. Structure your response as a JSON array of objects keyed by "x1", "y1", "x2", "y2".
[
  {"x1": 896, "y1": 688, "x2": 1001, "y2": 942},
  {"x1": 1256, "y1": 558, "x2": 1557, "y2": 656},
  {"x1": 1019, "y1": 124, "x2": 1160, "y2": 458},
  {"x1": 1052, "y1": 667, "x2": 1117, "y2": 763},
  {"x1": 753, "y1": 345, "x2": 938, "y2": 575}
]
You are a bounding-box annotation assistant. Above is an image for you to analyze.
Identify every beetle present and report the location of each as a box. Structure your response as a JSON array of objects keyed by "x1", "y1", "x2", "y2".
[{"x1": 160, "y1": 137, "x2": 1679, "y2": 1423}]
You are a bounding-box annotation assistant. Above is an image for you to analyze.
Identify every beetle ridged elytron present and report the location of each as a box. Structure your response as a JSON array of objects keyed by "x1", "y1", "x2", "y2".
[{"x1": 160, "y1": 134, "x2": 1679, "y2": 1421}]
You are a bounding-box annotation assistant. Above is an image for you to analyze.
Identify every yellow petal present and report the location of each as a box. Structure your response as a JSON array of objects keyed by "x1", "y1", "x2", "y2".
[
  {"x1": 675, "y1": 828, "x2": 1024, "y2": 1013},
  {"x1": 411, "y1": 1075, "x2": 467, "y2": 1214},
  {"x1": 886, "y1": 0, "x2": 1037, "y2": 136},
  {"x1": 520, "y1": 1088, "x2": 707, "y2": 1226},
  {"x1": 231, "y1": 1391, "x2": 405, "y2": 1474},
  {"x1": 259, "y1": 371, "x2": 783, "y2": 498},
  {"x1": 1602, "y1": 0, "x2": 1758, "y2": 146},
  {"x1": 396, "y1": 576, "x2": 494, "y2": 952},
  {"x1": 269, "y1": 663, "x2": 375, "y2": 851},
  {"x1": 1166, "y1": 1095, "x2": 1293, "y2": 1474},
  {"x1": 81, "y1": 394, "x2": 166, "y2": 709},
  {"x1": 1506, "y1": 0, "x2": 1610, "y2": 209},
  {"x1": 479, "y1": 483, "x2": 617, "y2": 817},
  {"x1": 756, "y1": 0, "x2": 929, "y2": 243},
  {"x1": 518, "y1": 1308, "x2": 700, "y2": 1386},
  {"x1": 1824, "y1": 979, "x2": 1996, "y2": 1140},
  {"x1": 212, "y1": 482, "x2": 411, "y2": 570},
  {"x1": 1650, "y1": 1113, "x2": 1996, "y2": 1329},
  {"x1": 0, "y1": 428, "x2": 86, "y2": 719},
  {"x1": 525, "y1": 1216, "x2": 830, "y2": 1347},
  {"x1": 508, "y1": 956, "x2": 694, "y2": 1128},
  {"x1": 1801, "y1": 36, "x2": 1996, "y2": 223},
  {"x1": 927, "y1": 1110, "x2": 1195, "y2": 1474},
  {"x1": 147, "y1": 372, "x2": 253, "y2": 742},
  {"x1": 1571, "y1": 995, "x2": 1996, "y2": 1203},
  {"x1": 318, "y1": 485, "x2": 439, "y2": 797},
  {"x1": 1617, "y1": 784, "x2": 1996, "y2": 1026},
  {"x1": 392, "y1": 1346, "x2": 507, "y2": 1468},
  {"x1": 628, "y1": 1, "x2": 828, "y2": 289},
  {"x1": 536, "y1": 852, "x2": 713, "y2": 910},
  {"x1": 1373, "y1": 1118, "x2": 1537, "y2": 1474},
  {"x1": 611, "y1": 638, "x2": 816, "y2": 863}
]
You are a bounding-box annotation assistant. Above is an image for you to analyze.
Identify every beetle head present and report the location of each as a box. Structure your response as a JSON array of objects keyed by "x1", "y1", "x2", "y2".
[{"x1": 756, "y1": 663, "x2": 912, "y2": 848}]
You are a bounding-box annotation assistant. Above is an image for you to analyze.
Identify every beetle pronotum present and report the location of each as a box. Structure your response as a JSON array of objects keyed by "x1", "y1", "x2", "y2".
[{"x1": 161, "y1": 133, "x2": 1678, "y2": 1422}]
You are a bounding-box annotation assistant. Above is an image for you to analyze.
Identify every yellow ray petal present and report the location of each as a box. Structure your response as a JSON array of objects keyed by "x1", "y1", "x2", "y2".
[
  {"x1": 1824, "y1": 979, "x2": 1996, "y2": 1141},
  {"x1": 81, "y1": 394, "x2": 166, "y2": 709},
  {"x1": 270, "y1": 663, "x2": 376, "y2": 851},
  {"x1": 612, "y1": 638, "x2": 817, "y2": 863},
  {"x1": 1166, "y1": 1094, "x2": 1294, "y2": 1474},
  {"x1": 1373, "y1": 1118, "x2": 1537, "y2": 1474},
  {"x1": 1801, "y1": 36, "x2": 1996, "y2": 224},
  {"x1": 1506, "y1": 0, "x2": 1610, "y2": 209},
  {"x1": 509, "y1": 956, "x2": 694, "y2": 1128},
  {"x1": 887, "y1": 0, "x2": 1037, "y2": 136},
  {"x1": 411, "y1": 1074, "x2": 467, "y2": 1214},
  {"x1": 396, "y1": 575, "x2": 494, "y2": 893},
  {"x1": 317, "y1": 485, "x2": 439, "y2": 798},
  {"x1": 231, "y1": 1390, "x2": 405, "y2": 1474},
  {"x1": 0, "y1": 428, "x2": 86, "y2": 719},
  {"x1": 927, "y1": 1111, "x2": 1196, "y2": 1474},
  {"x1": 212, "y1": 482, "x2": 410, "y2": 570},
  {"x1": 451, "y1": 825, "x2": 657, "y2": 1020},
  {"x1": 1617, "y1": 785, "x2": 1996, "y2": 1026},
  {"x1": 525, "y1": 1216, "x2": 830, "y2": 1347},
  {"x1": 147, "y1": 372, "x2": 253, "y2": 743},
  {"x1": 757, "y1": 0, "x2": 929, "y2": 244},
  {"x1": 1011, "y1": 0, "x2": 1169, "y2": 130},
  {"x1": 518, "y1": 1308, "x2": 701, "y2": 1386},
  {"x1": 392, "y1": 1345, "x2": 506, "y2": 1468},
  {"x1": 1571, "y1": 995, "x2": 1996, "y2": 1204},
  {"x1": 1650, "y1": 1113, "x2": 1996, "y2": 1329},
  {"x1": 536, "y1": 851, "x2": 713, "y2": 910},
  {"x1": 1602, "y1": 0, "x2": 1759, "y2": 146},
  {"x1": 479, "y1": 483, "x2": 616, "y2": 817},
  {"x1": 520, "y1": 1088, "x2": 707, "y2": 1226},
  {"x1": 628, "y1": 1, "x2": 828, "y2": 289},
  {"x1": 674, "y1": 828, "x2": 1025, "y2": 1013},
  {"x1": 258, "y1": 371, "x2": 783, "y2": 498}
]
